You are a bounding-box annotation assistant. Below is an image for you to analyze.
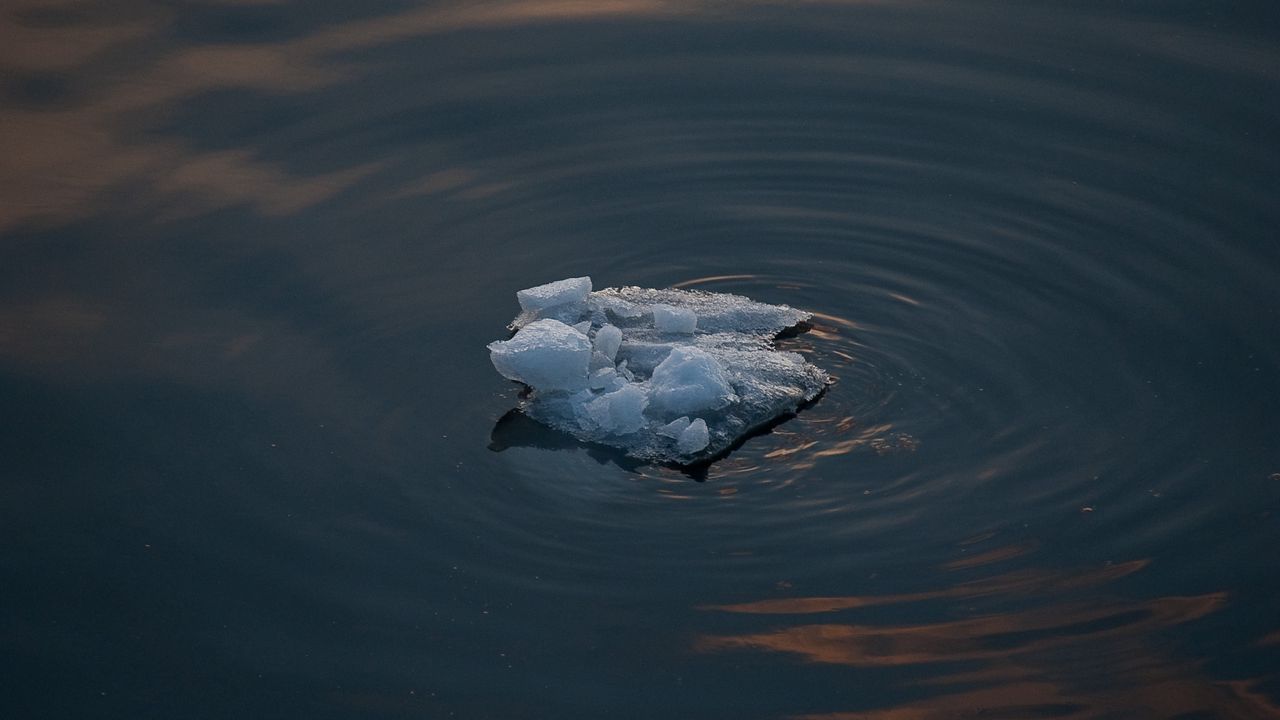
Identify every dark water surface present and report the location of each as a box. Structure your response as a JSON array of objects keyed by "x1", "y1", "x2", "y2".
[{"x1": 4, "y1": 1, "x2": 1280, "y2": 718}]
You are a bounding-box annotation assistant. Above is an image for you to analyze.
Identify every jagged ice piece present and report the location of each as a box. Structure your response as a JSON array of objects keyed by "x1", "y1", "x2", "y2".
[
  {"x1": 491, "y1": 277, "x2": 828, "y2": 463},
  {"x1": 658, "y1": 416, "x2": 692, "y2": 439},
  {"x1": 584, "y1": 384, "x2": 649, "y2": 435},
  {"x1": 487, "y1": 319, "x2": 591, "y2": 392},
  {"x1": 517, "y1": 277, "x2": 592, "y2": 315},
  {"x1": 648, "y1": 346, "x2": 735, "y2": 416},
  {"x1": 677, "y1": 418, "x2": 710, "y2": 454},
  {"x1": 593, "y1": 324, "x2": 623, "y2": 361}
]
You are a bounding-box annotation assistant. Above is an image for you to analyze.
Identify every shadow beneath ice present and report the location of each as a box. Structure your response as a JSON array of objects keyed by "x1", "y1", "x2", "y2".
[
  {"x1": 487, "y1": 409, "x2": 649, "y2": 473},
  {"x1": 772, "y1": 319, "x2": 813, "y2": 340}
]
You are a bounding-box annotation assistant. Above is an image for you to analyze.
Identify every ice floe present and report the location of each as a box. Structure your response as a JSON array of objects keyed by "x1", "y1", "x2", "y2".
[{"x1": 488, "y1": 277, "x2": 828, "y2": 463}]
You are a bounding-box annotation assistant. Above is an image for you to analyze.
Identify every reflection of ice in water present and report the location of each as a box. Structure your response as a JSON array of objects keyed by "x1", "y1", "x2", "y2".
[{"x1": 488, "y1": 277, "x2": 829, "y2": 463}]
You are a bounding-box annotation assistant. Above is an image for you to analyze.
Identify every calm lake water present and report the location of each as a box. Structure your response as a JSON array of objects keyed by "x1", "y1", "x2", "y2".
[{"x1": 3, "y1": 1, "x2": 1280, "y2": 718}]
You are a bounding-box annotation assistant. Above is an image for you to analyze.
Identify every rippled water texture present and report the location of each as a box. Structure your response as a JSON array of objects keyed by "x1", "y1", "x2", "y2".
[{"x1": 3, "y1": 2, "x2": 1280, "y2": 718}]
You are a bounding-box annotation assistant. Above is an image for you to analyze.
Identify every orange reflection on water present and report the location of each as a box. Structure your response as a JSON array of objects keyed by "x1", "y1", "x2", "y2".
[
  {"x1": 941, "y1": 541, "x2": 1036, "y2": 570},
  {"x1": 695, "y1": 556, "x2": 1280, "y2": 718},
  {"x1": 156, "y1": 151, "x2": 383, "y2": 219},
  {"x1": 811, "y1": 422, "x2": 891, "y2": 458},
  {"x1": 0, "y1": 10, "x2": 154, "y2": 71},
  {"x1": 0, "y1": 0, "x2": 694, "y2": 233},
  {"x1": 700, "y1": 559, "x2": 1148, "y2": 615},
  {"x1": 297, "y1": 0, "x2": 687, "y2": 53},
  {"x1": 749, "y1": 407, "x2": 919, "y2": 473},
  {"x1": 697, "y1": 592, "x2": 1225, "y2": 667},
  {"x1": 808, "y1": 311, "x2": 861, "y2": 330},
  {"x1": 0, "y1": 297, "x2": 107, "y2": 369},
  {"x1": 764, "y1": 441, "x2": 819, "y2": 459},
  {"x1": 672, "y1": 274, "x2": 761, "y2": 288}
]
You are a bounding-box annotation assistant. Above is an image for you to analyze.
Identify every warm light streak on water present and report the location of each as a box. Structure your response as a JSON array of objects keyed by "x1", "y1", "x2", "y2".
[{"x1": 696, "y1": 578, "x2": 1276, "y2": 718}]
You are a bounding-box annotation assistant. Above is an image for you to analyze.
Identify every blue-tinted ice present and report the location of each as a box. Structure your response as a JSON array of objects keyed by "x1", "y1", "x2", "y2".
[{"x1": 488, "y1": 277, "x2": 829, "y2": 463}]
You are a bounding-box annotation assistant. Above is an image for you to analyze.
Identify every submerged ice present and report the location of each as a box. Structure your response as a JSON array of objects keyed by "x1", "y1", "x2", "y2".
[{"x1": 488, "y1": 277, "x2": 829, "y2": 463}]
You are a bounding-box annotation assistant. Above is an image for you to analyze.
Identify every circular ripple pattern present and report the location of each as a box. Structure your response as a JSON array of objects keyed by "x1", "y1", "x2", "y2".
[
  {"x1": 22, "y1": 2, "x2": 1273, "y2": 714},
  {"x1": 337, "y1": 4, "x2": 1280, "y2": 607}
]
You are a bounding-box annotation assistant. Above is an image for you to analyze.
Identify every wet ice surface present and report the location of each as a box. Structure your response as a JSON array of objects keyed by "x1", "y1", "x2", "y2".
[{"x1": 488, "y1": 278, "x2": 829, "y2": 464}]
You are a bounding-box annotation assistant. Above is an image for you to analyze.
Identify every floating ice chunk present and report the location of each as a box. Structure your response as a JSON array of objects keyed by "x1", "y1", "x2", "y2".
[
  {"x1": 517, "y1": 277, "x2": 592, "y2": 315},
  {"x1": 648, "y1": 346, "x2": 735, "y2": 417},
  {"x1": 491, "y1": 277, "x2": 828, "y2": 463},
  {"x1": 677, "y1": 418, "x2": 709, "y2": 454},
  {"x1": 585, "y1": 384, "x2": 648, "y2": 435},
  {"x1": 487, "y1": 319, "x2": 591, "y2": 391},
  {"x1": 593, "y1": 324, "x2": 623, "y2": 361},
  {"x1": 652, "y1": 304, "x2": 697, "y2": 334},
  {"x1": 658, "y1": 416, "x2": 691, "y2": 439}
]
